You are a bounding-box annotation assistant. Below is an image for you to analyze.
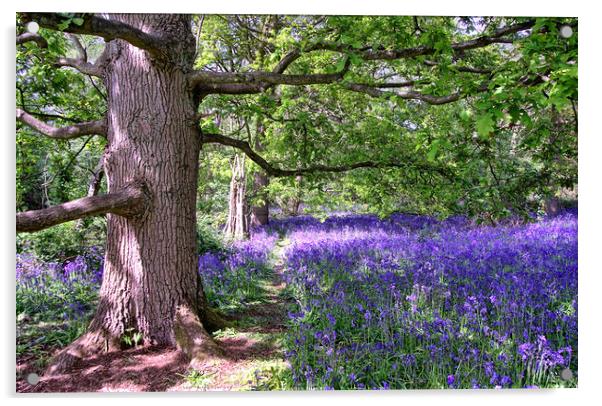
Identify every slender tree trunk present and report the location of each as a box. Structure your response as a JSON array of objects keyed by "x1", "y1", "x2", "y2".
[
  {"x1": 224, "y1": 154, "x2": 249, "y2": 240},
  {"x1": 250, "y1": 170, "x2": 269, "y2": 226},
  {"x1": 47, "y1": 14, "x2": 221, "y2": 374},
  {"x1": 284, "y1": 175, "x2": 303, "y2": 216},
  {"x1": 544, "y1": 197, "x2": 561, "y2": 217},
  {"x1": 250, "y1": 125, "x2": 269, "y2": 227}
]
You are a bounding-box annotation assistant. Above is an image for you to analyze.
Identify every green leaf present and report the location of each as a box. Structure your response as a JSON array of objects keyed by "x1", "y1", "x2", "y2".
[
  {"x1": 57, "y1": 19, "x2": 71, "y2": 31},
  {"x1": 71, "y1": 17, "x2": 84, "y2": 26},
  {"x1": 460, "y1": 109, "x2": 473, "y2": 121},
  {"x1": 476, "y1": 114, "x2": 495, "y2": 138},
  {"x1": 427, "y1": 139, "x2": 441, "y2": 162}
]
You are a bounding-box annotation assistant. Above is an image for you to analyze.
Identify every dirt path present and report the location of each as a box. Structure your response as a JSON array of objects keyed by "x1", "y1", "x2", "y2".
[
  {"x1": 17, "y1": 239, "x2": 292, "y2": 392},
  {"x1": 178, "y1": 238, "x2": 292, "y2": 391}
]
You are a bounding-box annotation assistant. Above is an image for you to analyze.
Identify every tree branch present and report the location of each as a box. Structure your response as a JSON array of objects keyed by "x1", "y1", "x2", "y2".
[
  {"x1": 16, "y1": 181, "x2": 148, "y2": 233},
  {"x1": 86, "y1": 154, "x2": 105, "y2": 197},
  {"x1": 202, "y1": 132, "x2": 450, "y2": 178},
  {"x1": 16, "y1": 32, "x2": 48, "y2": 48},
  {"x1": 54, "y1": 57, "x2": 104, "y2": 77},
  {"x1": 191, "y1": 57, "x2": 350, "y2": 95},
  {"x1": 423, "y1": 60, "x2": 493, "y2": 74},
  {"x1": 52, "y1": 32, "x2": 106, "y2": 77},
  {"x1": 358, "y1": 20, "x2": 534, "y2": 60},
  {"x1": 192, "y1": 20, "x2": 533, "y2": 97},
  {"x1": 343, "y1": 83, "x2": 463, "y2": 105},
  {"x1": 19, "y1": 13, "x2": 168, "y2": 58},
  {"x1": 66, "y1": 33, "x2": 87, "y2": 60},
  {"x1": 16, "y1": 109, "x2": 107, "y2": 139},
  {"x1": 269, "y1": 19, "x2": 534, "y2": 69}
]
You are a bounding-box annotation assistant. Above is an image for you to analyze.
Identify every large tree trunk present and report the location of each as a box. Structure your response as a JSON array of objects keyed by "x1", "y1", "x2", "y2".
[
  {"x1": 47, "y1": 14, "x2": 222, "y2": 374},
  {"x1": 223, "y1": 154, "x2": 249, "y2": 240}
]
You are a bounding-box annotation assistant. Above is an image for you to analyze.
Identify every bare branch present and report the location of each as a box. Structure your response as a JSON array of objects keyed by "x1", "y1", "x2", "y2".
[
  {"x1": 19, "y1": 13, "x2": 168, "y2": 58},
  {"x1": 17, "y1": 109, "x2": 107, "y2": 139},
  {"x1": 16, "y1": 181, "x2": 148, "y2": 233},
  {"x1": 16, "y1": 32, "x2": 48, "y2": 48}
]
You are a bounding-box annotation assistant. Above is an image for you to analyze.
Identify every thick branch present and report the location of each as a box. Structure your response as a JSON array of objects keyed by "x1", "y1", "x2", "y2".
[
  {"x1": 16, "y1": 109, "x2": 107, "y2": 139},
  {"x1": 16, "y1": 32, "x2": 48, "y2": 48},
  {"x1": 19, "y1": 13, "x2": 167, "y2": 58},
  {"x1": 192, "y1": 58, "x2": 350, "y2": 95},
  {"x1": 192, "y1": 20, "x2": 533, "y2": 97},
  {"x1": 193, "y1": 69, "x2": 348, "y2": 86},
  {"x1": 16, "y1": 182, "x2": 147, "y2": 233},
  {"x1": 202, "y1": 132, "x2": 449, "y2": 178}
]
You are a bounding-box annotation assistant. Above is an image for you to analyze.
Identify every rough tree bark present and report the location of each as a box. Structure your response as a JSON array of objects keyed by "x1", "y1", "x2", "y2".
[
  {"x1": 250, "y1": 170, "x2": 269, "y2": 227},
  {"x1": 283, "y1": 176, "x2": 303, "y2": 216},
  {"x1": 223, "y1": 154, "x2": 250, "y2": 240},
  {"x1": 37, "y1": 14, "x2": 223, "y2": 375},
  {"x1": 250, "y1": 124, "x2": 269, "y2": 227}
]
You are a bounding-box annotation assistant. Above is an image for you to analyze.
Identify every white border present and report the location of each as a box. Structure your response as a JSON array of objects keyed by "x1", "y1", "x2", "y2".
[{"x1": 2, "y1": 1, "x2": 599, "y2": 405}]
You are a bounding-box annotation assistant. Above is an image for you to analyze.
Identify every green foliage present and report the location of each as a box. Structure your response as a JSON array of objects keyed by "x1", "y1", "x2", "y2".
[
  {"x1": 178, "y1": 369, "x2": 216, "y2": 390},
  {"x1": 16, "y1": 217, "x2": 106, "y2": 262},
  {"x1": 476, "y1": 114, "x2": 495, "y2": 138},
  {"x1": 17, "y1": 222, "x2": 84, "y2": 262},
  {"x1": 17, "y1": 22, "x2": 107, "y2": 216},
  {"x1": 121, "y1": 329, "x2": 143, "y2": 348},
  {"x1": 248, "y1": 365, "x2": 294, "y2": 391},
  {"x1": 17, "y1": 14, "x2": 577, "y2": 237},
  {"x1": 194, "y1": 16, "x2": 575, "y2": 222},
  {"x1": 16, "y1": 257, "x2": 98, "y2": 365},
  {"x1": 196, "y1": 215, "x2": 225, "y2": 254}
]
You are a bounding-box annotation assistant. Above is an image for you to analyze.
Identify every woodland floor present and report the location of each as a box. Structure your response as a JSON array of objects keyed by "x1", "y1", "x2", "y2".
[{"x1": 16, "y1": 240, "x2": 292, "y2": 392}]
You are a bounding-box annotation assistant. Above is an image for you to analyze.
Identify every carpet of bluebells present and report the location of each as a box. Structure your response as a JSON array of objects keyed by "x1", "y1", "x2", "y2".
[
  {"x1": 16, "y1": 247, "x2": 105, "y2": 357},
  {"x1": 16, "y1": 211, "x2": 577, "y2": 389},
  {"x1": 197, "y1": 230, "x2": 278, "y2": 309},
  {"x1": 16, "y1": 231, "x2": 278, "y2": 359},
  {"x1": 273, "y1": 212, "x2": 578, "y2": 389}
]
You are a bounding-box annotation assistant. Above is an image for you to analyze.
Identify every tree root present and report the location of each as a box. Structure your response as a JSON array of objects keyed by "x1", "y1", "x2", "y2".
[
  {"x1": 44, "y1": 330, "x2": 119, "y2": 376},
  {"x1": 200, "y1": 306, "x2": 233, "y2": 333},
  {"x1": 44, "y1": 306, "x2": 230, "y2": 376},
  {"x1": 175, "y1": 305, "x2": 223, "y2": 370}
]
